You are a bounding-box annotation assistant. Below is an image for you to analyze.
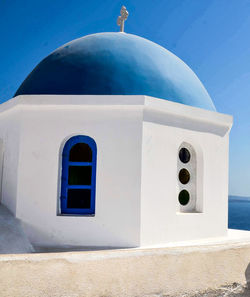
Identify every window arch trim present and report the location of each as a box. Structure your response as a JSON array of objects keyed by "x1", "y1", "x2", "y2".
[{"x1": 60, "y1": 135, "x2": 97, "y2": 215}]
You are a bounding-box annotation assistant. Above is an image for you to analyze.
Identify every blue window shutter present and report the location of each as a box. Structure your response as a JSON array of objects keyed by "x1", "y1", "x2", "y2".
[{"x1": 60, "y1": 135, "x2": 97, "y2": 215}]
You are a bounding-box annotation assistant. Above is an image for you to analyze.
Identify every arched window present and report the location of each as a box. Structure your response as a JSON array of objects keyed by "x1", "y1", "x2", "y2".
[
  {"x1": 60, "y1": 135, "x2": 97, "y2": 215},
  {"x1": 177, "y1": 143, "x2": 198, "y2": 212}
]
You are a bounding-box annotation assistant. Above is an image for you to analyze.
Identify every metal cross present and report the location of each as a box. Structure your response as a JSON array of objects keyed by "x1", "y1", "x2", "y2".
[{"x1": 117, "y1": 6, "x2": 129, "y2": 32}]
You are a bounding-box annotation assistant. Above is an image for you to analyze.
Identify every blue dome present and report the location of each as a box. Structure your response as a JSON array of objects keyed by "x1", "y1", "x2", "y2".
[{"x1": 15, "y1": 32, "x2": 215, "y2": 111}]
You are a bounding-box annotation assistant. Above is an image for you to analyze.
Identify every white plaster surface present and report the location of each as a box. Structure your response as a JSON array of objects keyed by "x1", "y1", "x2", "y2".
[
  {"x1": 0, "y1": 230, "x2": 249, "y2": 297},
  {"x1": 0, "y1": 204, "x2": 33, "y2": 253},
  {"x1": 140, "y1": 118, "x2": 230, "y2": 245},
  {"x1": 0, "y1": 95, "x2": 232, "y2": 248}
]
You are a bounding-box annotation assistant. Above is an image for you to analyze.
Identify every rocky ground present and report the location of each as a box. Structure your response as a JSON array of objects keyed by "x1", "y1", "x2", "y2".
[
  {"x1": 185, "y1": 283, "x2": 250, "y2": 297},
  {"x1": 151, "y1": 283, "x2": 250, "y2": 297}
]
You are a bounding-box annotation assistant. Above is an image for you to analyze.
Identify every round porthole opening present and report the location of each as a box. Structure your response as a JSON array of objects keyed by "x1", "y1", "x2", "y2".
[
  {"x1": 179, "y1": 148, "x2": 191, "y2": 163},
  {"x1": 178, "y1": 190, "x2": 190, "y2": 206},
  {"x1": 178, "y1": 168, "x2": 190, "y2": 184}
]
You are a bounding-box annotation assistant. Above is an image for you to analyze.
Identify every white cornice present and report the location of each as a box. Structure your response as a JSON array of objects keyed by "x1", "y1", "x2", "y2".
[{"x1": 0, "y1": 95, "x2": 232, "y2": 136}]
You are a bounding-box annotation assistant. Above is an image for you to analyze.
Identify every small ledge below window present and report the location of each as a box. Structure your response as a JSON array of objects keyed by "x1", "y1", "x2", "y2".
[
  {"x1": 176, "y1": 211, "x2": 203, "y2": 215},
  {"x1": 57, "y1": 213, "x2": 95, "y2": 217}
]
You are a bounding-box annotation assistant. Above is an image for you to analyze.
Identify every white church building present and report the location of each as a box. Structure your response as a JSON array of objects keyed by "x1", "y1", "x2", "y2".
[{"x1": 0, "y1": 17, "x2": 232, "y2": 250}]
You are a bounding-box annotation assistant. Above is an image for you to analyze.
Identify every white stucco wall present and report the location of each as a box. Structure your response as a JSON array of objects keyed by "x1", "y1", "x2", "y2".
[
  {"x1": 15, "y1": 96, "x2": 144, "y2": 247},
  {"x1": 0, "y1": 109, "x2": 21, "y2": 214},
  {"x1": 140, "y1": 97, "x2": 231, "y2": 245},
  {"x1": 140, "y1": 123, "x2": 229, "y2": 245},
  {"x1": 0, "y1": 95, "x2": 232, "y2": 248}
]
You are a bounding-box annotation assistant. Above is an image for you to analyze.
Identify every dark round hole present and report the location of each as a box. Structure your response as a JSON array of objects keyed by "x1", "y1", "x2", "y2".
[
  {"x1": 178, "y1": 168, "x2": 190, "y2": 184},
  {"x1": 178, "y1": 190, "x2": 190, "y2": 206},
  {"x1": 179, "y1": 148, "x2": 191, "y2": 163}
]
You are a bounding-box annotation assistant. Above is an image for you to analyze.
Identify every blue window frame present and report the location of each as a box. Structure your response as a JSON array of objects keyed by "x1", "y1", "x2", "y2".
[{"x1": 60, "y1": 135, "x2": 97, "y2": 215}]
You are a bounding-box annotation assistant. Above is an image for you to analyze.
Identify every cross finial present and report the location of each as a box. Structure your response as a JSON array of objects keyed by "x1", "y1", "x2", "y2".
[{"x1": 117, "y1": 6, "x2": 129, "y2": 32}]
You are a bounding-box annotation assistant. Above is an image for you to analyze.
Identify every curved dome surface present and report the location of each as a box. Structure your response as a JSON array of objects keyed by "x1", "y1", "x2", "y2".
[{"x1": 15, "y1": 32, "x2": 215, "y2": 111}]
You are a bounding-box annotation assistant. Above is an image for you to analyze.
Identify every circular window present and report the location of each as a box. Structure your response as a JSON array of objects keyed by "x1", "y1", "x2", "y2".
[
  {"x1": 178, "y1": 190, "x2": 190, "y2": 206},
  {"x1": 178, "y1": 168, "x2": 190, "y2": 184},
  {"x1": 179, "y1": 148, "x2": 191, "y2": 163}
]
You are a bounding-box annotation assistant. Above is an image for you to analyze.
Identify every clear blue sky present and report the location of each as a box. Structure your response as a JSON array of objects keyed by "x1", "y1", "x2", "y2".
[{"x1": 1, "y1": 0, "x2": 250, "y2": 196}]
